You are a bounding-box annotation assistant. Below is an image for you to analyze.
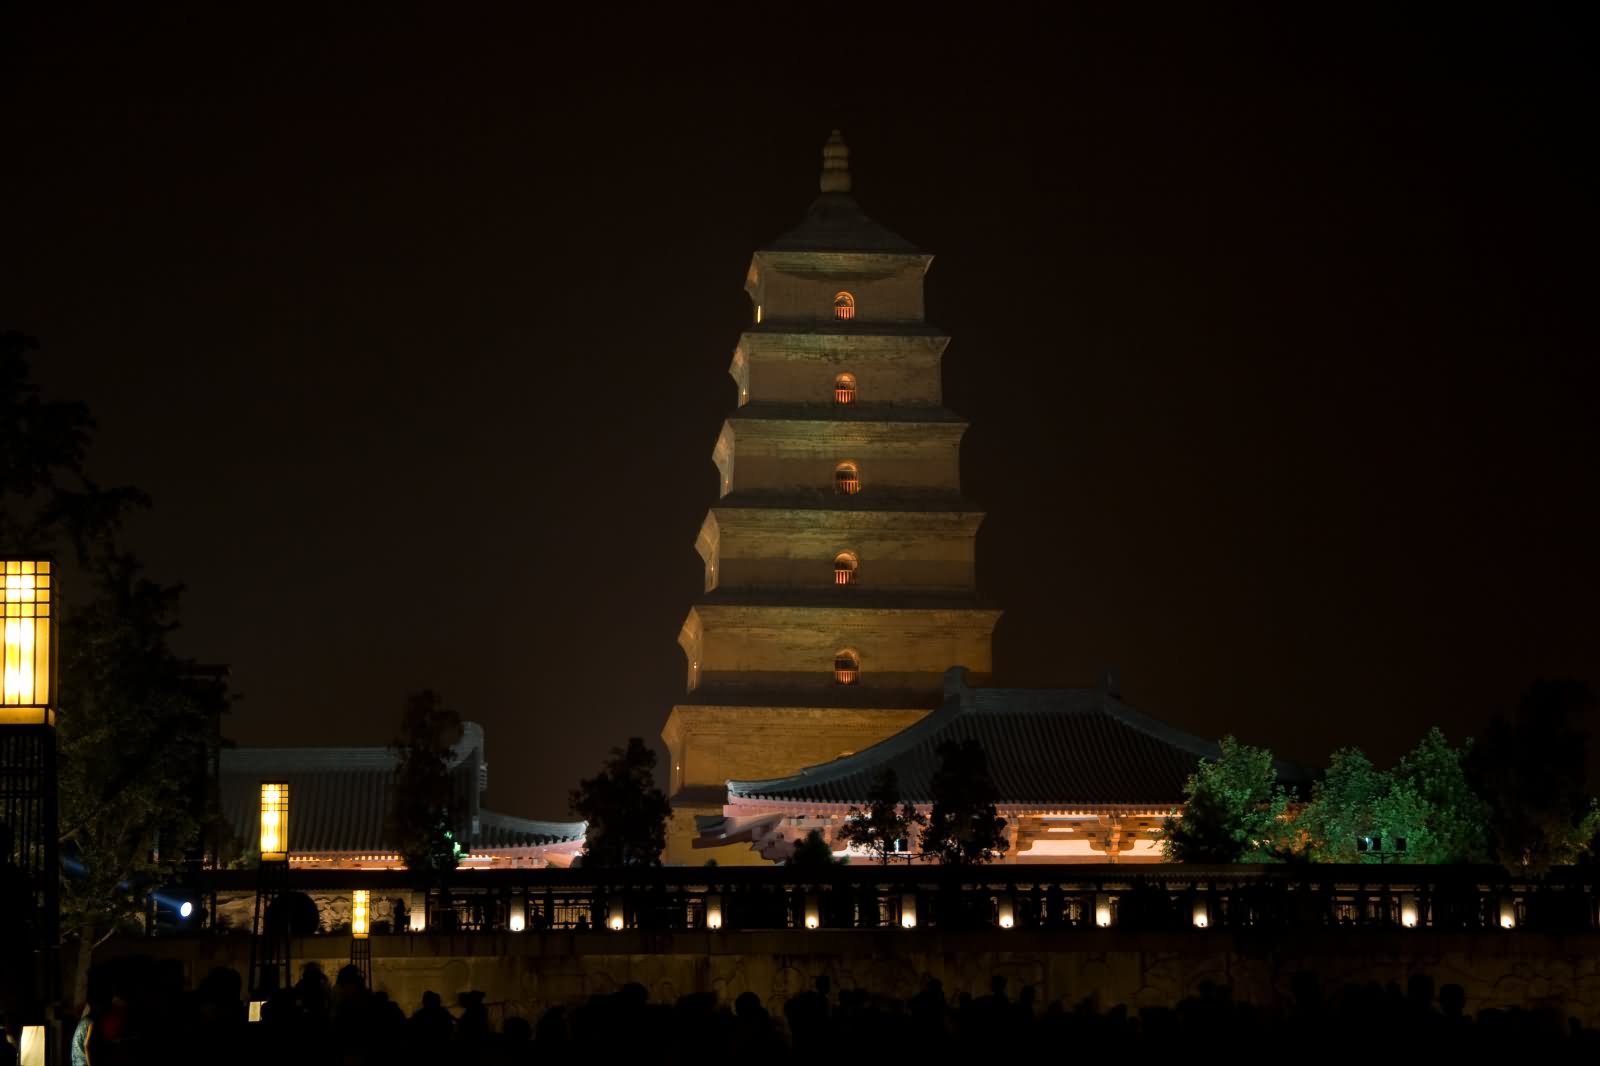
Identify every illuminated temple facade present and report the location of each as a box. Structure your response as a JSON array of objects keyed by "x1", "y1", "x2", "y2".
[
  {"x1": 220, "y1": 722, "x2": 586, "y2": 869},
  {"x1": 661, "y1": 132, "x2": 1002, "y2": 863},
  {"x1": 698, "y1": 667, "x2": 1219, "y2": 863}
]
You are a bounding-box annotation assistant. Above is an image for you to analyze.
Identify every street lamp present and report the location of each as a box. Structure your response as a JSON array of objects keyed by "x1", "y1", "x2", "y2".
[
  {"x1": 0, "y1": 559, "x2": 59, "y2": 1051},
  {"x1": 251, "y1": 781, "x2": 292, "y2": 998},
  {"x1": 350, "y1": 889, "x2": 371, "y2": 986}
]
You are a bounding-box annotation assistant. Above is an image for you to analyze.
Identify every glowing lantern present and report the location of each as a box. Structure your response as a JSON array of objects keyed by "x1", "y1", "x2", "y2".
[
  {"x1": 804, "y1": 895, "x2": 820, "y2": 930},
  {"x1": 1400, "y1": 894, "x2": 1419, "y2": 929},
  {"x1": 1192, "y1": 899, "x2": 1209, "y2": 928},
  {"x1": 259, "y1": 782, "x2": 289, "y2": 861},
  {"x1": 997, "y1": 896, "x2": 1015, "y2": 929},
  {"x1": 1, "y1": 560, "x2": 54, "y2": 726},
  {"x1": 350, "y1": 890, "x2": 370, "y2": 939},
  {"x1": 900, "y1": 893, "x2": 917, "y2": 929},
  {"x1": 508, "y1": 898, "x2": 526, "y2": 932},
  {"x1": 706, "y1": 894, "x2": 723, "y2": 930}
]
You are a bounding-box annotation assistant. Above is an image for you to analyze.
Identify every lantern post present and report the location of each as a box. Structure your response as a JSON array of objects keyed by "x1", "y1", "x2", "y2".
[
  {"x1": 248, "y1": 781, "x2": 292, "y2": 1001},
  {"x1": 0, "y1": 559, "x2": 59, "y2": 1061},
  {"x1": 349, "y1": 889, "x2": 371, "y2": 985}
]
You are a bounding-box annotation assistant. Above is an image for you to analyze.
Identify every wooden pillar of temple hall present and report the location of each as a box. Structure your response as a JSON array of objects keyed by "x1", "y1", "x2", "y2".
[{"x1": 661, "y1": 132, "x2": 1001, "y2": 864}]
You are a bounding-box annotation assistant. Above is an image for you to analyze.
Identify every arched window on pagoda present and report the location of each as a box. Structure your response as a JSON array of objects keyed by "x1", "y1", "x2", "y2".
[
  {"x1": 834, "y1": 649, "x2": 860, "y2": 685},
  {"x1": 834, "y1": 372, "x2": 857, "y2": 405},
  {"x1": 834, "y1": 551, "x2": 859, "y2": 586},
  {"x1": 834, "y1": 462, "x2": 860, "y2": 495},
  {"x1": 834, "y1": 292, "x2": 856, "y2": 320}
]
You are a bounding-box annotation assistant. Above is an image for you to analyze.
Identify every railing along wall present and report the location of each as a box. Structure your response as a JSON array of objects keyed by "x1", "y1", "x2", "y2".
[{"x1": 200, "y1": 865, "x2": 1600, "y2": 937}]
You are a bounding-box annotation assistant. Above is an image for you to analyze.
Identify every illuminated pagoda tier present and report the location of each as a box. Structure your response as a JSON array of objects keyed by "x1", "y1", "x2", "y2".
[
  {"x1": 662, "y1": 133, "x2": 1002, "y2": 863},
  {"x1": 698, "y1": 668, "x2": 1222, "y2": 864},
  {"x1": 220, "y1": 722, "x2": 585, "y2": 869}
]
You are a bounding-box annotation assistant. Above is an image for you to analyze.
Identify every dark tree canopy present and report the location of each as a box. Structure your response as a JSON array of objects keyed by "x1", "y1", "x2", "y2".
[
  {"x1": 1, "y1": 333, "x2": 228, "y2": 959},
  {"x1": 835, "y1": 767, "x2": 924, "y2": 865},
  {"x1": 387, "y1": 690, "x2": 467, "y2": 876},
  {"x1": 920, "y1": 739, "x2": 1007, "y2": 865},
  {"x1": 570, "y1": 738, "x2": 671, "y2": 867},
  {"x1": 1470, "y1": 680, "x2": 1600, "y2": 872},
  {"x1": 786, "y1": 829, "x2": 846, "y2": 869}
]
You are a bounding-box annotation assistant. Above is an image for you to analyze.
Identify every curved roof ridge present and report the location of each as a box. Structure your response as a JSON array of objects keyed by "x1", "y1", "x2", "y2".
[
  {"x1": 726, "y1": 675, "x2": 972, "y2": 799},
  {"x1": 1093, "y1": 694, "x2": 1222, "y2": 761}
]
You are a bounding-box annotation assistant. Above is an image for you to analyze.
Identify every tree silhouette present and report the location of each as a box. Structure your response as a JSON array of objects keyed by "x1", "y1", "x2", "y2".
[
  {"x1": 1469, "y1": 680, "x2": 1600, "y2": 872},
  {"x1": 387, "y1": 690, "x2": 467, "y2": 875},
  {"x1": 1161, "y1": 736, "x2": 1290, "y2": 863},
  {"x1": 836, "y1": 767, "x2": 924, "y2": 864},
  {"x1": 570, "y1": 738, "x2": 671, "y2": 867},
  {"x1": 2, "y1": 332, "x2": 229, "y2": 1008},
  {"x1": 919, "y1": 739, "x2": 1007, "y2": 864},
  {"x1": 786, "y1": 829, "x2": 846, "y2": 868}
]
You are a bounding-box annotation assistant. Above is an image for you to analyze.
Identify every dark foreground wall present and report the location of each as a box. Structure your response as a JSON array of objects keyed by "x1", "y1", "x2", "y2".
[{"x1": 100, "y1": 928, "x2": 1600, "y2": 1028}]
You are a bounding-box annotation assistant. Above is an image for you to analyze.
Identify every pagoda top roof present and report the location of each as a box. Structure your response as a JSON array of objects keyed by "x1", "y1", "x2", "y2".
[
  {"x1": 726, "y1": 668, "x2": 1226, "y2": 808},
  {"x1": 759, "y1": 131, "x2": 922, "y2": 257},
  {"x1": 762, "y1": 193, "x2": 923, "y2": 256}
]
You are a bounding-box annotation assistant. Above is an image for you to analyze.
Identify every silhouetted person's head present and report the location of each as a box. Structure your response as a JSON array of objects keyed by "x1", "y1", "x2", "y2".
[
  {"x1": 1440, "y1": 984, "x2": 1466, "y2": 1018},
  {"x1": 815, "y1": 976, "x2": 831, "y2": 998},
  {"x1": 422, "y1": 990, "x2": 441, "y2": 1010}
]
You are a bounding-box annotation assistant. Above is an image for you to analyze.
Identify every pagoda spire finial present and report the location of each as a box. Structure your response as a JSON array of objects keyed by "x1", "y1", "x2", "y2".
[{"x1": 820, "y1": 129, "x2": 850, "y2": 194}]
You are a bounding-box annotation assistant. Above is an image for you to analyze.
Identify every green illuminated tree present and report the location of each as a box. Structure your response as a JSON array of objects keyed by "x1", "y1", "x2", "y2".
[
  {"x1": 919, "y1": 739, "x2": 1007, "y2": 865},
  {"x1": 836, "y1": 767, "x2": 925, "y2": 865},
  {"x1": 1161, "y1": 736, "x2": 1290, "y2": 863},
  {"x1": 570, "y1": 738, "x2": 672, "y2": 867},
  {"x1": 387, "y1": 690, "x2": 468, "y2": 875},
  {"x1": 1298, "y1": 748, "x2": 1431, "y2": 863},
  {"x1": 1394, "y1": 727, "x2": 1489, "y2": 863}
]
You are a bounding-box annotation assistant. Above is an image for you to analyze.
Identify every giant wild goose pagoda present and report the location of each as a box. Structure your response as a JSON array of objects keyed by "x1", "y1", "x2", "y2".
[{"x1": 661, "y1": 132, "x2": 1227, "y2": 865}]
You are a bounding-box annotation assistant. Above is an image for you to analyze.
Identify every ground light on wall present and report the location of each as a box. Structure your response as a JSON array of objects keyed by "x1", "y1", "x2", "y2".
[
  {"x1": 1192, "y1": 898, "x2": 1209, "y2": 928},
  {"x1": 1096, "y1": 895, "x2": 1114, "y2": 928},
  {"x1": 508, "y1": 898, "x2": 526, "y2": 932},
  {"x1": 706, "y1": 894, "x2": 723, "y2": 930},
  {"x1": 1401, "y1": 894, "x2": 1419, "y2": 929},
  {"x1": 608, "y1": 900, "x2": 625, "y2": 931},
  {"x1": 804, "y1": 895, "x2": 820, "y2": 929},
  {"x1": 997, "y1": 896, "x2": 1015, "y2": 929},
  {"x1": 900, "y1": 894, "x2": 917, "y2": 929}
]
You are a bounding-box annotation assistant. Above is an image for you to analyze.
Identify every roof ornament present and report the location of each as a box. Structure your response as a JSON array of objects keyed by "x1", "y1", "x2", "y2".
[{"x1": 820, "y1": 129, "x2": 851, "y2": 194}]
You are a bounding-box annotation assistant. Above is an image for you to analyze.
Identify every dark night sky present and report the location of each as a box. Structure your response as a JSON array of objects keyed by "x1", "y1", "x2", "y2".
[{"x1": 3, "y1": 6, "x2": 1596, "y2": 817}]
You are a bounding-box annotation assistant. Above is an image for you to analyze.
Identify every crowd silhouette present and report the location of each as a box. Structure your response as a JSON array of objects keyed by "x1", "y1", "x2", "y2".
[{"x1": 27, "y1": 953, "x2": 1600, "y2": 1064}]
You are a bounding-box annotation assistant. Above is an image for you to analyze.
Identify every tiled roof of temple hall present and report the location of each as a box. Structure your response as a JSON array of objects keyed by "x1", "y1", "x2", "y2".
[
  {"x1": 726, "y1": 668, "x2": 1226, "y2": 809},
  {"x1": 220, "y1": 722, "x2": 585, "y2": 857}
]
